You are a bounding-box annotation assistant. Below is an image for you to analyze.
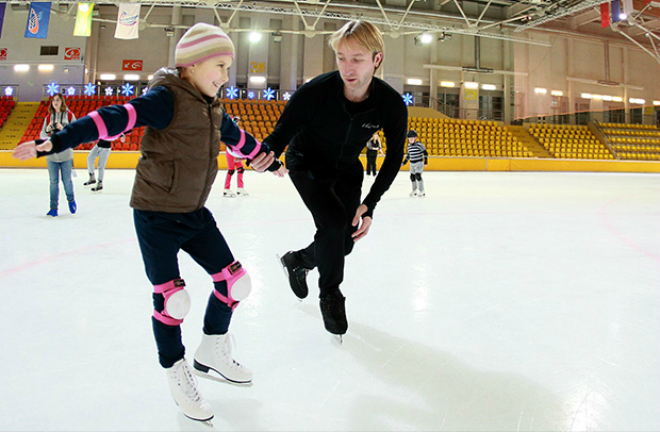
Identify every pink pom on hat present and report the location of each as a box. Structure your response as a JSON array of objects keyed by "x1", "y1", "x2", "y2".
[{"x1": 175, "y1": 23, "x2": 235, "y2": 67}]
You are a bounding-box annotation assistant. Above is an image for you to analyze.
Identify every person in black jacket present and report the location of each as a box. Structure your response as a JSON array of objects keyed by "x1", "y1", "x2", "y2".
[{"x1": 255, "y1": 20, "x2": 408, "y2": 339}]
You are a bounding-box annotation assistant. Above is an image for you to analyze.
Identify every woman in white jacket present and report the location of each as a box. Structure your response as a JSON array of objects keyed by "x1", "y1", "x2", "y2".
[{"x1": 40, "y1": 94, "x2": 77, "y2": 216}]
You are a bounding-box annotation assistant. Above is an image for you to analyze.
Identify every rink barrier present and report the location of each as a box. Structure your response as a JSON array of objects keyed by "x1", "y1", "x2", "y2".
[{"x1": 1, "y1": 150, "x2": 660, "y2": 173}]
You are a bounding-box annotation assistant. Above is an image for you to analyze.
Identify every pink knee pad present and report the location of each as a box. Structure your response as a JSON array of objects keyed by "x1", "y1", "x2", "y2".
[
  {"x1": 211, "y1": 261, "x2": 251, "y2": 311},
  {"x1": 153, "y1": 278, "x2": 191, "y2": 326}
]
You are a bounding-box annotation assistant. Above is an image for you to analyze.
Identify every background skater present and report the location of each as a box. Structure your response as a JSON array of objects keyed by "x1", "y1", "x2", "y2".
[{"x1": 402, "y1": 129, "x2": 428, "y2": 197}]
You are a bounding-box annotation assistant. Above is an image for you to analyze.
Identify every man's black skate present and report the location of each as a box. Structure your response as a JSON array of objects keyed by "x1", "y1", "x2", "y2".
[
  {"x1": 279, "y1": 251, "x2": 309, "y2": 299},
  {"x1": 319, "y1": 290, "x2": 347, "y2": 336}
]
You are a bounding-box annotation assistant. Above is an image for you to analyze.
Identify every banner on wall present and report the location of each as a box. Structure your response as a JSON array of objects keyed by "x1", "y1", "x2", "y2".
[
  {"x1": 0, "y1": 48, "x2": 7, "y2": 61},
  {"x1": 73, "y1": 2, "x2": 95, "y2": 37},
  {"x1": 64, "y1": 47, "x2": 81, "y2": 60},
  {"x1": 0, "y1": 3, "x2": 6, "y2": 39},
  {"x1": 25, "y1": 2, "x2": 52, "y2": 39},
  {"x1": 122, "y1": 59, "x2": 143, "y2": 71},
  {"x1": 115, "y1": 3, "x2": 140, "y2": 40}
]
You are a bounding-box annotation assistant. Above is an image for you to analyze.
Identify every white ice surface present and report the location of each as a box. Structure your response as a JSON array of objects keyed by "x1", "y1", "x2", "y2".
[{"x1": 1, "y1": 168, "x2": 659, "y2": 431}]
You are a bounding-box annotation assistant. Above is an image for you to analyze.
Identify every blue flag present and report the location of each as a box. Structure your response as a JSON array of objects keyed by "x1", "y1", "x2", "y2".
[
  {"x1": 0, "y1": 3, "x2": 6, "y2": 39},
  {"x1": 25, "y1": 2, "x2": 52, "y2": 39},
  {"x1": 611, "y1": 0, "x2": 622, "y2": 23}
]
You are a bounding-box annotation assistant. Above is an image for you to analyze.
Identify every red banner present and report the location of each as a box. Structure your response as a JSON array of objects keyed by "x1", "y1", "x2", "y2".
[
  {"x1": 64, "y1": 47, "x2": 80, "y2": 60},
  {"x1": 122, "y1": 59, "x2": 143, "y2": 71},
  {"x1": 601, "y1": 2, "x2": 611, "y2": 28},
  {"x1": 0, "y1": 48, "x2": 7, "y2": 61}
]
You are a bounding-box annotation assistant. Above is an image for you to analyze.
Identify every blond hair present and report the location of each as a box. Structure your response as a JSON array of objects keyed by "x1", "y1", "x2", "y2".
[{"x1": 328, "y1": 20, "x2": 384, "y2": 58}]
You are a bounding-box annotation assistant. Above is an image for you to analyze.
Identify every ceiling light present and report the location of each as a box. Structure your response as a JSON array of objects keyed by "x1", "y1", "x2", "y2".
[
  {"x1": 419, "y1": 33, "x2": 433, "y2": 44},
  {"x1": 124, "y1": 74, "x2": 140, "y2": 81},
  {"x1": 249, "y1": 32, "x2": 262, "y2": 43},
  {"x1": 38, "y1": 64, "x2": 54, "y2": 71},
  {"x1": 581, "y1": 93, "x2": 592, "y2": 99},
  {"x1": 440, "y1": 81, "x2": 455, "y2": 87},
  {"x1": 407, "y1": 78, "x2": 422, "y2": 85},
  {"x1": 534, "y1": 87, "x2": 547, "y2": 95},
  {"x1": 550, "y1": 90, "x2": 563, "y2": 97},
  {"x1": 482, "y1": 84, "x2": 496, "y2": 91},
  {"x1": 100, "y1": 73, "x2": 116, "y2": 80},
  {"x1": 14, "y1": 64, "x2": 30, "y2": 72},
  {"x1": 464, "y1": 82, "x2": 479, "y2": 89}
]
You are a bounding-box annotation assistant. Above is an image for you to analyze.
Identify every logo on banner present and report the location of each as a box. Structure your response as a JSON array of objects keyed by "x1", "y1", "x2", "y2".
[
  {"x1": 250, "y1": 62, "x2": 266, "y2": 73},
  {"x1": 118, "y1": 11, "x2": 138, "y2": 26},
  {"x1": 64, "y1": 47, "x2": 81, "y2": 60},
  {"x1": 27, "y1": 8, "x2": 40, "y2": 34},
  {"x1": 122, "y1": 60, "x2": 143, "y2": 71},
  {"x1": 0, "y1": 49, "x2": 7, "y2": 61}
]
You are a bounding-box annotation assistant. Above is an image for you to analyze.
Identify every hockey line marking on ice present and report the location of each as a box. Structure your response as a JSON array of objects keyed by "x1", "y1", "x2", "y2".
[
  {"x1": 1, "y1": 238, "x2": 135, "y2": 277},
  {"x1": 599, "y1": 195, "x2": 660, "y2": 264}
]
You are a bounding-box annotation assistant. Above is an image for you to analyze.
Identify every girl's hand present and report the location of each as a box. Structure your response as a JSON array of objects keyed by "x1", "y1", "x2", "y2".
[
  {"x1": 13, "y1": 140, "x2": 53, "y2": 161},
  {"x1": 251, "y1": 151, "x2": 276, "y2": 172}
]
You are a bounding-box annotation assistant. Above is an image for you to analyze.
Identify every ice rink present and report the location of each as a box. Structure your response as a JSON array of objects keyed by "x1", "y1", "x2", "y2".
[{"x1": 1, "y1": 167, "x2": 659, "y2": 431}]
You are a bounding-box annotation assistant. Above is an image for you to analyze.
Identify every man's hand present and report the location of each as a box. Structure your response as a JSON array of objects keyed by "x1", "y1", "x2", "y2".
[
  {"x1": 351, "y1": 204, "x2": 372, "y2": 242},
  {"x1": 272, "y1": 164, "x2": 288, "y2": 178},
  {"x1": 250, "y1": 151, "x2": 276, "y2": 172},
  {"x1": 13, "y1": 140, "x2": 53, "y2": 161}
]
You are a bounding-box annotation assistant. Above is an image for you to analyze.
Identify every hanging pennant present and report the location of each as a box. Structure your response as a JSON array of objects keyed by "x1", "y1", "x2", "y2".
[
  {"x1": 73, "y1": 2, "x2": 95, "y2": 37},
  {"x1": 115, "y1": 3, "x2": 140, "y2": 40},
  {"x1": 25, "y1": 2, "x2": 52, "y2": 39}
]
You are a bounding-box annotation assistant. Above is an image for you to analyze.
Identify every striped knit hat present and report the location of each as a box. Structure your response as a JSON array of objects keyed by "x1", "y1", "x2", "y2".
[{"x1": 175, "y1": 23, "x2": 235, "y2": 67}]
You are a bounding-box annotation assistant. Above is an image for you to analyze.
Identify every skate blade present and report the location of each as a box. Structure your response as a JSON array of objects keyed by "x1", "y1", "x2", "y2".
[
  {"x1": 275, "y1": 253, "x2": 303, "y2": 302},
  {"x1": 183, "y1": 413, "x2": 214, "y2": 425},
  {"x1": 173, "y1": 399, "x2": 214, "y2": 425},
  {"x1": 333, "y1": 334, "x2": 343, "y2": 345},
  {"x1": 194, "y1": 368, "x2": 253, "y2": 387}
]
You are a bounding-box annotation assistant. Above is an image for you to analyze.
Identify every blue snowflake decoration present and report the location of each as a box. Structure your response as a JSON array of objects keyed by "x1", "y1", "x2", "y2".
[
  {"x1": 402, "y1": 93, "x2": 414, "y2": 106},
  {"x1": 247, "y1": 91, "x2": 255, "y2": 100},
  {"x1": 46, "y1": 82, "x2": 60, "y2": 97},
  {"x1": 226, "y1": 86, "x2": 239, "y2": 100},
  {"x1": 263, "y1": 87, "x2": 276, "y2": 101},
  {"x1": 282, "y1": 92, "x2": 292, "y2": 101},
  {"x1": 141, "y1": 87, "x2": 149, "y2": 96},
  {"x1": 121, "y1": 83, "x2": 135, "y2": 97},
  {"x1": 4, "y1": 87, "x2": 14, "y2": 97},
  {"x1": 104, "y1": 86, "x2": 114, "y2": 96},
  {"x1": 67, "y1": 87, "x2": 76, "y2": 96},
  {"x1": 83, "y1": 83, "x2": 97, "y2": 97}
]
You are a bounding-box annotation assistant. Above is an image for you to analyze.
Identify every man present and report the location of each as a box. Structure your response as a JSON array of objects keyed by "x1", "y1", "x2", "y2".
[{"x1": 252, "y1": 20, "x2": 408, "y2": 339}]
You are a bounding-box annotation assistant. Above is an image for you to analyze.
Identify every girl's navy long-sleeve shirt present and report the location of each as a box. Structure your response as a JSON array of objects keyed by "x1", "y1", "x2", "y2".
[{"x1": 43, "y1": 87, "x2": 269, "y2": 161}]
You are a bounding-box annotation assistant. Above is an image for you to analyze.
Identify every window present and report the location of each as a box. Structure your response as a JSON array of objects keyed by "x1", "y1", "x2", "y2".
[{"x1": 40, "y1": 46, "x2": 59, "y2": 56}]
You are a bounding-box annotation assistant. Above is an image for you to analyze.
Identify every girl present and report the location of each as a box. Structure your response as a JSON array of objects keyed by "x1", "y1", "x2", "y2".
[
  {"x1": 365, "y1": 132, "x2": 384, "y2": 176},
  {"x1": 84, "y1": 134, "x2": 124, "y2": 192},
  {"x1": 39, "y1": 94, "x2": 77, "y2": 216},
  {"x1": 15, "y1": 23, "x2": 284, "y2": 422}
]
